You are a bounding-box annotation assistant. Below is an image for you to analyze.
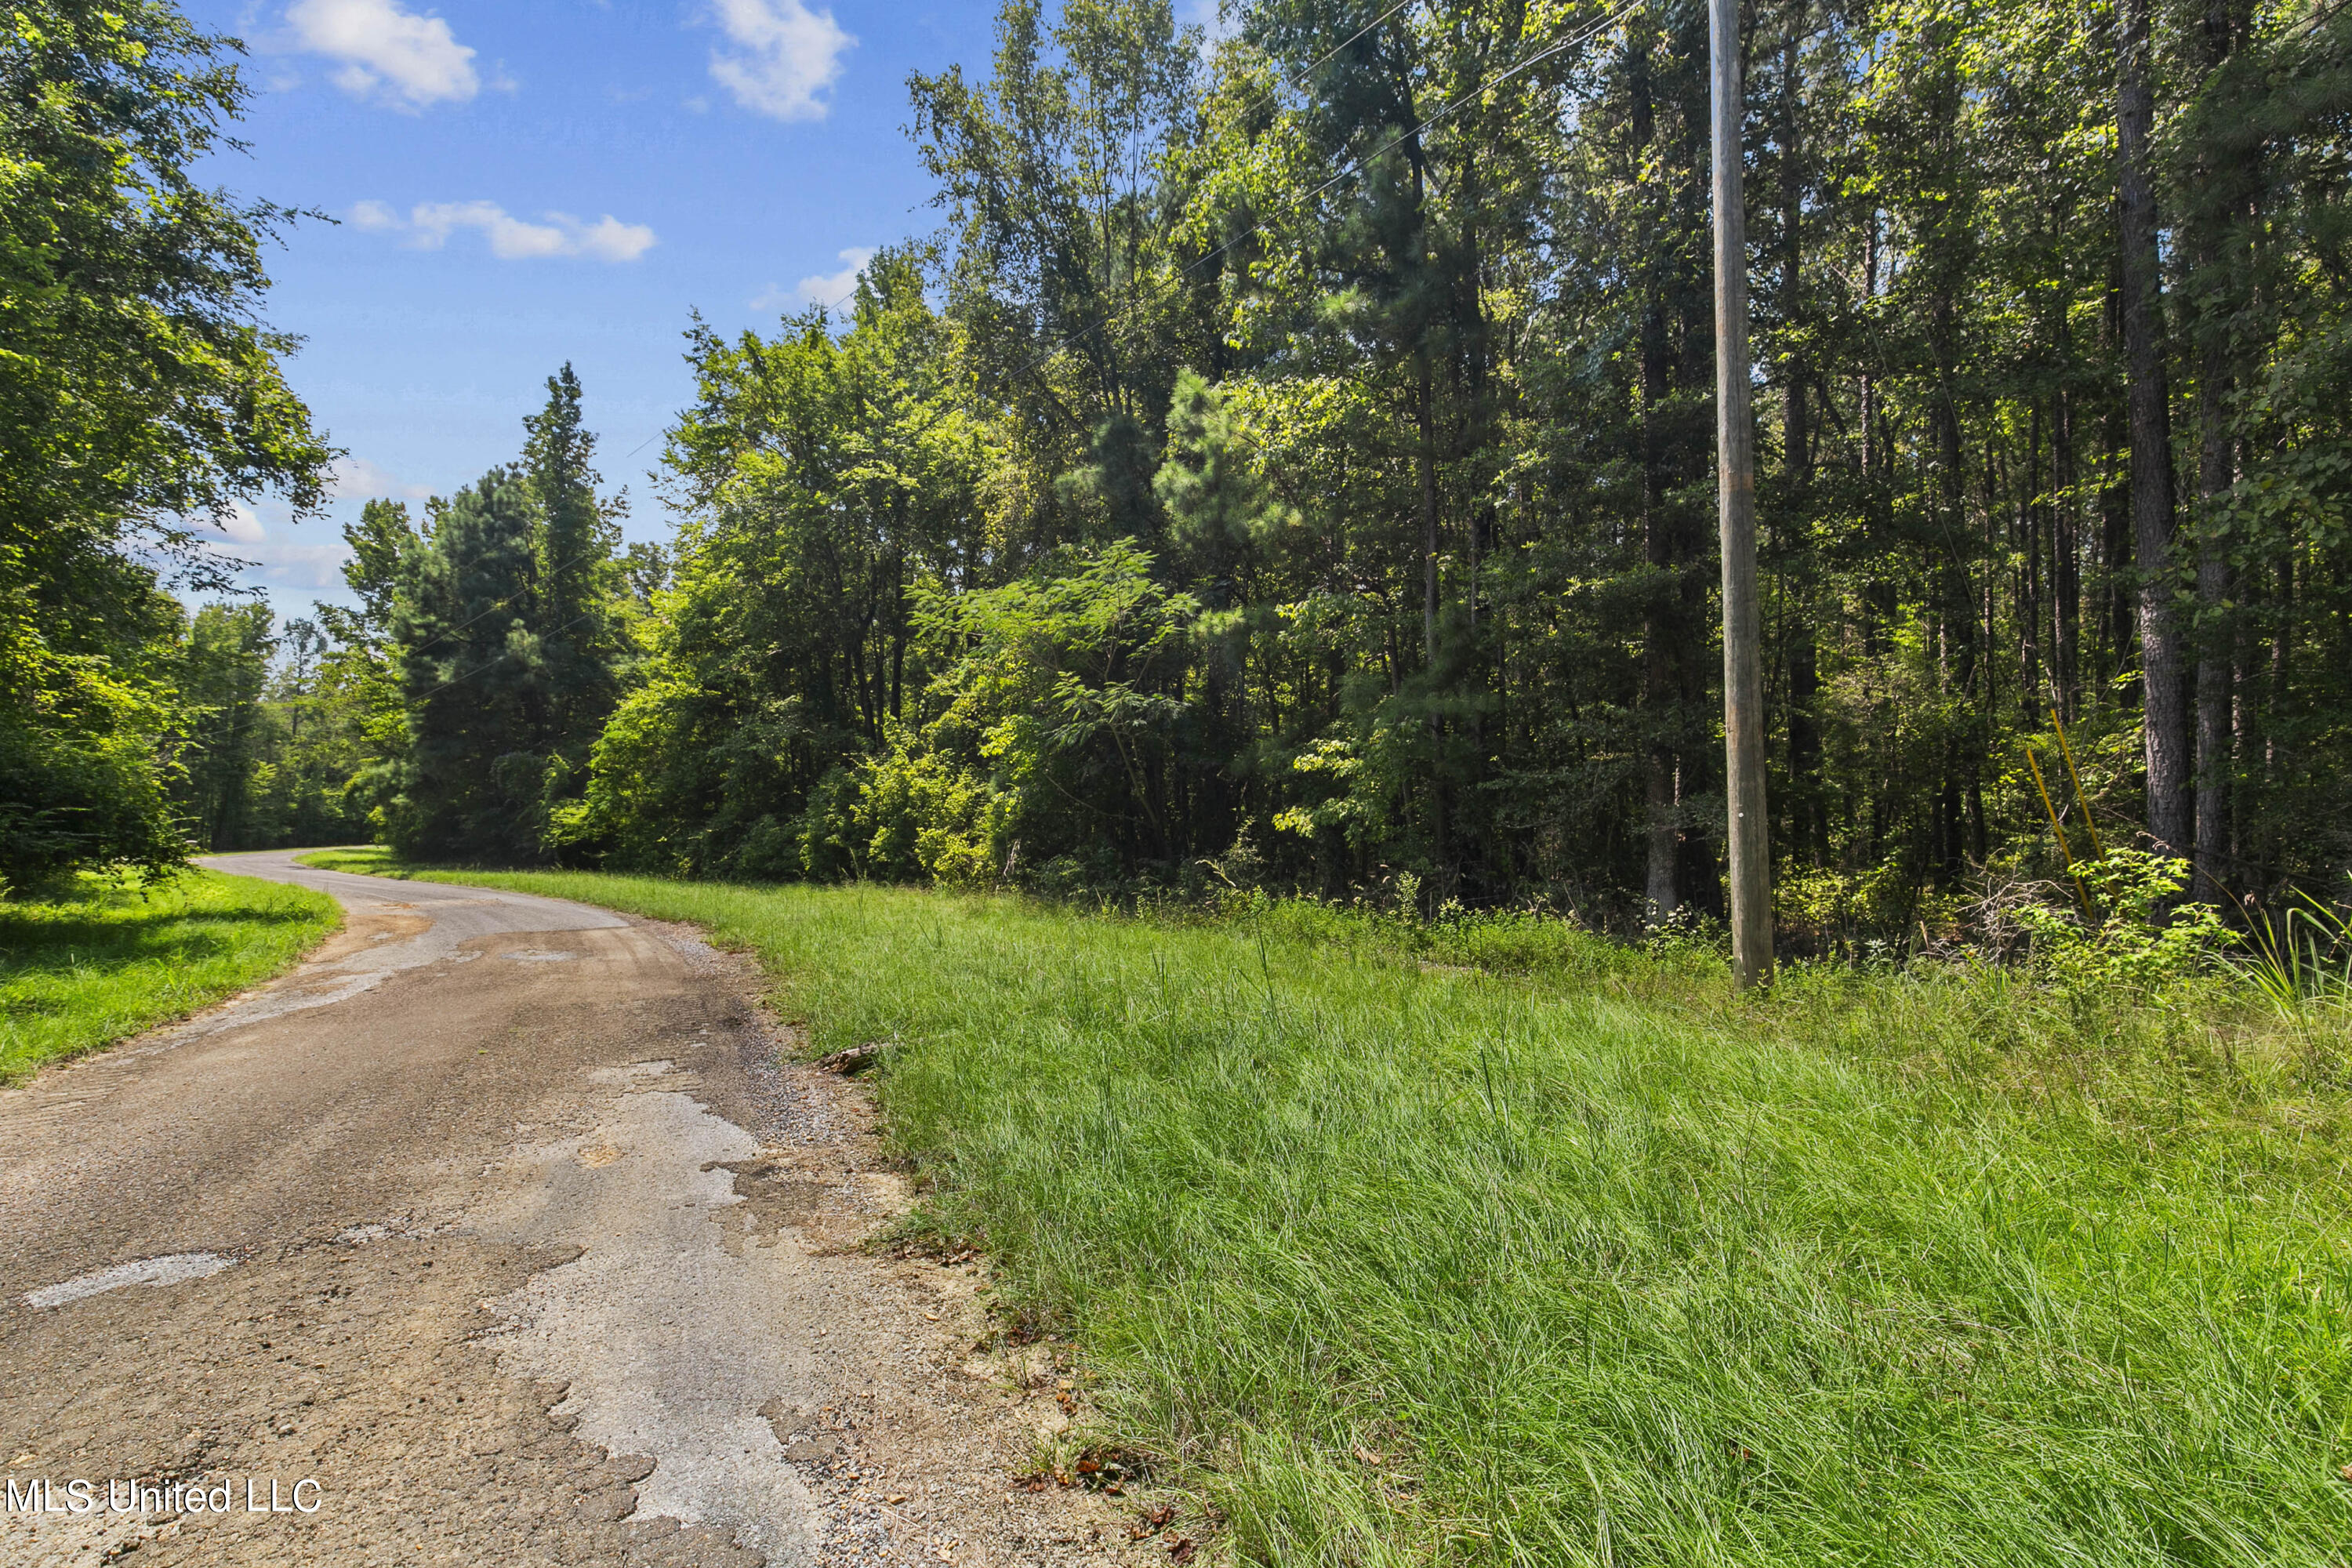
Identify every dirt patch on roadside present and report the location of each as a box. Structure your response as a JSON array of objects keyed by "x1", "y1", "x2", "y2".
[
  {"x1": 620, "y1": 917, "x2": 1185, "y2": 1568},
  {"x1": 309, "y1": 910, "x2": 430, "y2": 962}
]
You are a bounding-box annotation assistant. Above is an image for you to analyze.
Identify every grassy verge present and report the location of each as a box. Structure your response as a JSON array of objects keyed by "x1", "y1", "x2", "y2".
[
  {"x1": 1, "y1": 869, "x2": 341, "y2": 1083},
  {"x1": 310, "y1": 860, "x2": 2352, "y2": 1565},
  {"x1": 292, "y1": 845, "x2": 406, "y2": 876}
]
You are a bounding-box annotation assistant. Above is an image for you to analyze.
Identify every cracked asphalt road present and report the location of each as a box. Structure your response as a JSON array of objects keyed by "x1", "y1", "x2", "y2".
[{"x1": 0, "y1": 851, "x2": 1149, "y2": 1568}]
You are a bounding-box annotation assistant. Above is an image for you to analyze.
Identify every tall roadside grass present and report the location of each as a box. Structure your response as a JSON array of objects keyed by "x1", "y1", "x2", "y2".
[
  {"x1": 1, "y1": 869, "x2": 340, "y2": 1083},
  {"x1": 366, "y1": 867, "x2": 2352, "y2": 1566}
]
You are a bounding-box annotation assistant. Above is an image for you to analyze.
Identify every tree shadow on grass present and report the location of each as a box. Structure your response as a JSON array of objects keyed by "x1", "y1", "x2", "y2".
[{"x1": 0, "y1": 904, "x2": 323, "y2": 980}]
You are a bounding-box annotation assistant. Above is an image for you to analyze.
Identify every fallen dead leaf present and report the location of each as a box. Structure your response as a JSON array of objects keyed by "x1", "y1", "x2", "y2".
[{"x1": 1168, "y1": 1538, "x2": 1196, "y2": 1563}]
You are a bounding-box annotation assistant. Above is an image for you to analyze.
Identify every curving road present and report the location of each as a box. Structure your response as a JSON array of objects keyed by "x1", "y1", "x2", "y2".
[{"x1": 0, "y1": 851, "x2": 868, "y2": 1566}]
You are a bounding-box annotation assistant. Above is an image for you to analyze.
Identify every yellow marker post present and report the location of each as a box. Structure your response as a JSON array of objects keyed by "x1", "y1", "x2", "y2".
[{"x1": 2027, "y1": 746, "x2": 2094, "y2": 916}]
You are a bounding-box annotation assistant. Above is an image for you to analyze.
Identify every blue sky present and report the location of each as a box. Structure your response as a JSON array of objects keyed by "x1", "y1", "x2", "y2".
[{"x1": 181, "y1": 0, "x2": 1033, "y2": 624}]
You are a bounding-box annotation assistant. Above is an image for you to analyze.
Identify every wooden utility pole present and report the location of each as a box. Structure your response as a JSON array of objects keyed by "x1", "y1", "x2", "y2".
[{"x1": 1711, "y1": 0, "x2": 1773, "y2": 987}]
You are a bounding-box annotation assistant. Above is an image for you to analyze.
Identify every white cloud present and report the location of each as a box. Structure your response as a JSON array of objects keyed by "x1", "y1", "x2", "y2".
[
  {"x1": 330, "y1": 456, "x2": 432, "y2": 500},
  {"x1": 245, "y1": 539, "x2": 360, "y2": 592},
  {"x1": 795, "y1": 245, "x2": 876, "y2": 310},
  {"x1": 708, "y1": 0, "x2": 854, "y2": 122},
  {"x1": 751, "y1": 247, "x2": 875, "y2": 314},
  {"x1": 173, "y1": 503, "x2": 356, "y2": 593},
  {"x1": 218, "y1": 503, "x2": 267, "y2": 545},
  {"x1": 354, "y1": 199, "x2": 658, "y2": 263},
  {"x1": 567, "y1": 215, "x2": 661, "y2": 263},
  {"x1": 285, "y1": 0, "x2": 481, "y2": 110}
]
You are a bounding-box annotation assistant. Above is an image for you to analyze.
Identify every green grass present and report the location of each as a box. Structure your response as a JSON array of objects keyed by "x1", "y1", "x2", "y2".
[
  {"x1": 293, "y1": 844, "x2": 407, "y2": 876},
  {"x1": 1, "y1": 869, "x2": 341, "y2": 1083},
  {"x1": 313, "y1": 860, "x2": 2352, "y2": 1565}
]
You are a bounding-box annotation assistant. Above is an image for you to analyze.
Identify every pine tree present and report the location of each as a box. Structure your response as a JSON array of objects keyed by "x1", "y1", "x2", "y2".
[
  {"x1": 522, "y1": 364, "x2": 622, "y2": 778},
  {"x1": 387, "y1": 470, "x2": 547, "y2": 862}
]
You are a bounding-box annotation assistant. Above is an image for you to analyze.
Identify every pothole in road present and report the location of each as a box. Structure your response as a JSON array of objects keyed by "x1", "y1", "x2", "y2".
[{"x1": 24, "y1": 1252, "x2": 238, "y2": 1309}]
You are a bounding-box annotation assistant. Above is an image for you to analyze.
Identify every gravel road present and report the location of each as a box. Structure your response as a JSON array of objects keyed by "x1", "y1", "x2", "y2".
[{"x1": 0, "y1": 851, "x2": 1151, "y2": 1567}]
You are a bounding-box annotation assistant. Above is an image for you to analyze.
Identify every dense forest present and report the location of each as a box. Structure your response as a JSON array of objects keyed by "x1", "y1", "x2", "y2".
[{"x1": 9, "y1": 0, "x2": 2351, "y2": 946}]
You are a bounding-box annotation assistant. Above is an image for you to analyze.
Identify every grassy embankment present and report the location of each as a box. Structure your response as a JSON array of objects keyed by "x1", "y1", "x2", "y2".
[
  {"x1": 1, "y1": 869, "x2": 340, "y2": 1083},
  {"x1": 296, "y1": 852, "x2": 2352, "y2": 1565}
]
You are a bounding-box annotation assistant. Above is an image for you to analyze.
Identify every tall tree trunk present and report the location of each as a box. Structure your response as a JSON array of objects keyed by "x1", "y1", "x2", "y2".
[
  {"x1": 2118, "y1": 0, "x2": 2191, "y2": 856},
  {"x1": 2267, "y1": 554, "x2": 2290, "y2": 785},
  {"x1": 1634, "y1": 44, "x2": 1680, "y2": 921},
  {"x1": 2022, "y1": 407, "x2": 2043, "y2": 724},
  {"x1": 1934, "y1": 293, "x2": 1974, "y2": 879},
  {"x1": 1416, "y1": 343, "x2": 1449, "y2": 880},
  {"x1": 2053, "y1": 381, "x2": 2080, "y2": 719},
  {"x1": 1643, "y1": 296, "x2": 1680, "y2": 920},
  {"x1": 2193, "y1": 379, "x2": 2234, "y2": 898},
  {"x1": 2191, "y1": 0, "x2": 2239, "y2": 901},
  {"x1": 1417, "y1": 346, "x2": 1439, "y2": 667},
  {"x1": 1780, "y1": 17, "x2": 1821, "y2": 865}
]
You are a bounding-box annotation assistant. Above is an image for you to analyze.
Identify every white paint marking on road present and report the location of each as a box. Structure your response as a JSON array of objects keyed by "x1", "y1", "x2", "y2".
[{"x1": 26, "y1": 1252, "x2": 236, "y2": 1309}]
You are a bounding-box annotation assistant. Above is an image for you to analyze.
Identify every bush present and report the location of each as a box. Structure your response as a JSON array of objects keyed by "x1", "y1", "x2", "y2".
[{"x1": 2008, "y1": 849, "x2": 2235, "y2": 990}]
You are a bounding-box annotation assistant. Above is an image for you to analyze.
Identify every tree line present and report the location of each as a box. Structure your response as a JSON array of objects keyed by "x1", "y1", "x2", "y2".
[
  {"x1": 566, "y1": 0, "x2": 2352, "y2": 940},
  {"x1": 9, "y1": 0, "x2": 2350, "y2": 946}
]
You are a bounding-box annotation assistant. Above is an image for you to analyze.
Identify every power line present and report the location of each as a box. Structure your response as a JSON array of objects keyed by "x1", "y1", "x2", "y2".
[{"x1": 1257, "y1": 0, "x2": 1430, "y2": 107}]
